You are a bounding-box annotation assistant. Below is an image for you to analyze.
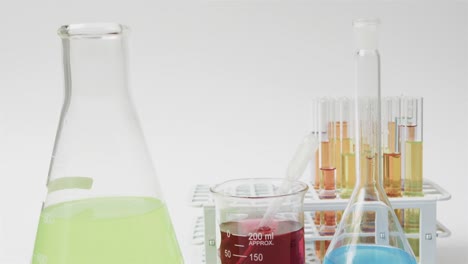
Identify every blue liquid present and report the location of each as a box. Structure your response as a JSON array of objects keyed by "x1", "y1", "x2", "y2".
[{"x1": 324, "y1": 245, "x2": 417, "y2": 264}]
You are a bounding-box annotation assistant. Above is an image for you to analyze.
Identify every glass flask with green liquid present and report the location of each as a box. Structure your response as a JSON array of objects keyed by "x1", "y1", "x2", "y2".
[
  {"x1": 323, "y1": 19, "x2": 417, "y2": 264},
  {"x1": 32, "y1": 23, "x2": 184, "y2": 264}
]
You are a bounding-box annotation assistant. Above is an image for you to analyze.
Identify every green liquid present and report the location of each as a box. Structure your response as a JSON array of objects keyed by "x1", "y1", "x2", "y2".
[
  {"x1": 404, "y1": 141, "x2": 423, "y2": 196},
  {"x1": 403, "y1": 141, "x2": 423, "y2": 259},
  {"x1": 340, "y1": 153, "x2": 355, "y2": 199},
  {"x1": 404, "y1": 208, "x2": 420, "y2": 259},
  {"x1": 33, "y1": 197, "x2": 183, "y2": 264}
]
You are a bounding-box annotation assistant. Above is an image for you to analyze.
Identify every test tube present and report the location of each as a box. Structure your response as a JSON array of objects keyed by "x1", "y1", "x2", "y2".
[
  {"x1": 340, "y1": 153, "x2": 355, "y2": 199},
  {"x1": 382, "y1": 97, "x2": 403, "y2": 225},
  {"x1": 312, "y1": 97, "x2": 323, "y2": 226},
  {"x1": 311, "y1": 98, "x2": 320, "y2": 191},
  {"x1": 336, "y1": 97, "x2": 356, "y2": 245},
  {"x1": 403, "y1": 97, "x2": 423, "y2": 196},
  {"x1": 313, "y1": 97, "x2": 324, "y2": 257},
  {"x1": 313, "y1": 98, "x2": 323, "y2": 228},
  {"x1": 315, "y1": 98, "x2": 337, "y2": 260},
  {"x1": 339, "y1": 98, "x2": 355, "y2": 199},
  {"x1": 335, "y1": 98, "x2": 353, "y2": 228},
  {"x1": 332, "y1": 97, "x2": 351, "y2": 193},
  {"x1": 319, "y1": 98, "x2": 337, "y2": 199},
  {"x1": 382, "y1": 97, "x2": 402, "y2": 197},
  {"x1": 402, "y1": 97, "x2": 424, "y2": 260},
  {"x1": 316, "y1": 211, "x2": 335, "y2": 261}
]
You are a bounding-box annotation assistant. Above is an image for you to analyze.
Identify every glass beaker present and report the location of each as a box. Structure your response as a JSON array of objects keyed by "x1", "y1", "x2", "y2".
[
  {"x1": 31, "y1": 23, "x2": 183, "y2": 264},
  {"x1": 210, "y1": 178, "x2": 308, "y2": 264},
  {"x1": 323, "y1": 19, "x2": 416, "y2": 264}
]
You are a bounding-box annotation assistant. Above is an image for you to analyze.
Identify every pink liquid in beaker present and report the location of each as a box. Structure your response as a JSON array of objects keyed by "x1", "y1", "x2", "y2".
[{"x1": 219, "y1": 219, "x2": 305, "y2": 264}]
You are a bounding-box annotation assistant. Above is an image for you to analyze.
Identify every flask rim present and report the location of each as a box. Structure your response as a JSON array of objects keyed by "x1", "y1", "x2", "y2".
[
  {"x1": 352, "y1": 18, "x2": 380, "y2": 28},
  {"x1": 58, "y1": 23, "x2": 129, "y2": 39}
]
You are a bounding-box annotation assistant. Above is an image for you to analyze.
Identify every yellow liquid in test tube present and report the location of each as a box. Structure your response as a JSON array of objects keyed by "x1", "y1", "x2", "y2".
[
  {"x1": 404, "y1": 140, "x2": 423, "y2": 259},
  {"x1": 314, "y1": 148, "x2": 320, "y2": 190},
  {"x1": 384, "y1": 153, "x2": 401, "y2": 197},
  {"x1": 383, "y1": 152, "x2": 403, "y2": 225},
  {"x1": 404, "y1": 141, "x2": 423, "y2": 196},
  {"x1": 321, "y1": 141, "x2": 333, "y2": 169},
  {"x1": 404, "y1": 208, "x2": 420, "y2": 260},
  {"x1": 315, "y1": 210, "x2": 336, "y2": 261},
  {"x1": 318, "y1": 141, "x2": 335, "y2": 196},
  {"x1": 333, "y1": 137, "x2": 352, "y2": 192},
  {"x1": 388, "y1": 121, "x2": 397, "y2": 153},
  {"x1": 340, "y1": 153, "x2": 355, "y2": 199},
  {"x1": 329, "y1": 122, "x2": 348, "y2": 191}
]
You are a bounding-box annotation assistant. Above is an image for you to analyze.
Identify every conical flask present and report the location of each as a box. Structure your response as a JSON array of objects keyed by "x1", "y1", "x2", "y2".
[
  {"x1": 323, "y1": 19, "x2": 417, "y2": 264},
  {"x1": 32, "y1": 23, "x2": 183, "y2": 264}
]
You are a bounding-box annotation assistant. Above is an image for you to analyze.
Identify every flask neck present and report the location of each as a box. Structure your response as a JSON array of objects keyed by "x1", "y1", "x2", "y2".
[
  {"x1": 62, "y1": 36, "x2": 129, "y2": 98},
  {"x1": 354, "y1": 49, "x2": 382, "y2": 194}
]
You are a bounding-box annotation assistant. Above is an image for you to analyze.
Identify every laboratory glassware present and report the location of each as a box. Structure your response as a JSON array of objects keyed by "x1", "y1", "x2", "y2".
[
  {"x1": 339, "y1": 97, "x2": 356, "y2": 199},
  {"x1": 323, "y1": 19, "x2": 417, "y2": 264},
  {"x1": 331, "y1": 97, "x2": 354, "y2": 260},
  {"x1": 311, "y1": 98, "x2": 324, "y2": 257},
  {"x1": 402, "y1": 97, "x2": 424, "y2": 197},
  {"x1": 314, "y1": 98, "x2": 338, "y2": 260},
  {"x1": 210, "y1": 178, "x2": 308, "y2": 264},
  {"x1": 382, "y1": 97, "x2": 404, "y2": 226},
  {"x1": 333, "y1": 97, "x2": 353, "y2": 194},
  {"x1": 311, "y1": 98, "x2": 320, "y2": 190},
  {"x1": 402, "y1": 97, "x2": 424, "y2": 260},
  {"x1": 32, "y1": 23, "x2": 183, "y2": 264},
  {"x1": 382, "y1": 97, "x2": 402, "y2": 198},
  {"x1": 318, "y1": 98, "x2": 337, "y2": 199}
]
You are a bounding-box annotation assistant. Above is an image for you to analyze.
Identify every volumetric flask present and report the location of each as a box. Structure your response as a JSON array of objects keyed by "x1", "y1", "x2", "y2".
[
  {"x1": 210, "y1": 178, "x2": 308, "y2": 264},
  {"x1": 323, "y1": 19, "x2": 416, "y2": 264},
  {"x1": 32, "y1": 24, "x2": 183, "y2": 264}
]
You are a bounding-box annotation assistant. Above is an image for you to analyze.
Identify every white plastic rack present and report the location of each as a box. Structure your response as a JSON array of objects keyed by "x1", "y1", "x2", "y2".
[{"x1": 189, "y1": 180, "x2": 451, "y2": 264}]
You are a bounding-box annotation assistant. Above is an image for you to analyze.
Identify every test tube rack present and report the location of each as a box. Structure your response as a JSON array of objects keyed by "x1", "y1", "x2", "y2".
[{"x1": 189, "y1": 179, "x2": 451, "y2": 264}]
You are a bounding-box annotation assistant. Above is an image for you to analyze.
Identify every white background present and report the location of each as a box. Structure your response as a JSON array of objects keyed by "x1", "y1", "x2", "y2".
[{"x1": 0, "y1": 0, "x2": 467, "y2": 263}]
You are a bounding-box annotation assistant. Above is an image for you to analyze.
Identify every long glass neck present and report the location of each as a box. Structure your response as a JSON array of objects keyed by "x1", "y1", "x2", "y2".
[{"x1": 355, "y1": 49, "x2": 381, "y2": 188}]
